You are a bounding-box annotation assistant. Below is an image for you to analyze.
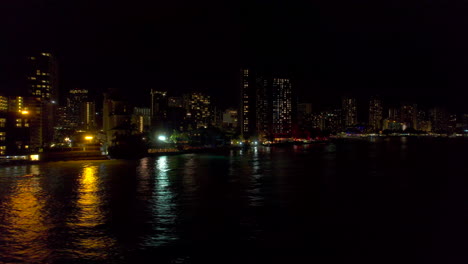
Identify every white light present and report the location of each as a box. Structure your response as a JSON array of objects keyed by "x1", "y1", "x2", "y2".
[{"x1": 158, "y1": 135, "x2": 167, "y2": 141}]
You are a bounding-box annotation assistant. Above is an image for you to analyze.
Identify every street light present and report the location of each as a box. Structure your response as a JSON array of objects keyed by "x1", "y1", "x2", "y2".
[
  {"x1": 158, "y1": 135, "x2": 167, "y2": 141},
  {"x1": 83, "y1": 135, "x2": 94, "y2": 151}
]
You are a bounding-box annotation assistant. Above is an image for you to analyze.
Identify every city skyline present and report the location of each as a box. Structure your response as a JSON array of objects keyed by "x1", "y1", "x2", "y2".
[{"x1": 2, "y1": 1, "x2": 468, "y2": 112}]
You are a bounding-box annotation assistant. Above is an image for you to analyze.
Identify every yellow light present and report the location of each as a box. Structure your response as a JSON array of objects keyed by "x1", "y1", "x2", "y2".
[
  {"x1": 84, "y1": 136, "x2": 93, "y2": 140},
  {"x1": 30, "y1": 154, "x2": 39, "y2": 161},
  {"x1": 21, "y1": 110, "x2": 29, "y2": 115}
]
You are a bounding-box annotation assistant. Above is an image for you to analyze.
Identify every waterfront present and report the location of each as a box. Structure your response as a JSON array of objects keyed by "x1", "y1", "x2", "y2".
[{"x1": 1, "y1": 138, "x2": 468, "y2": 263}]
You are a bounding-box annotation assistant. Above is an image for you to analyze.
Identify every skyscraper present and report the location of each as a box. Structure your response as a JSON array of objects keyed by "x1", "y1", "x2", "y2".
[
  {"x1": 67, "y1": 88, "x2": 89, "y2": 129},
  {"x1": 400, "y1": 103, "x2": 418, "y2": 130},
  {"x1": 27, "y1": 52, "x2": 59, "y2": 147},
  {"x1": 80, "y1": 101, "x2": 96, "y2": 130},
  {"x1": 184, "y1": 92, "x2": 211, "y2": 129},
  {"x1": 369, "y1": 96, "x2": 383, "y2": 131},
  {"x1": 430, "y1": 107, "x2": 449, "y2": 133},
  {"x1": 272, "y1": 78, "x2": 293, "y2": 136},
  {"x1": 342, "y1": 96, "x2": 357, "y2": 127},
  {"x1": 27, "y1": 53, "x2": 58, "y2": 102},
  {"x1": 150, "y1": 90, "x2": 168, "y2": 125},
  {"x1": 240, "y1": 68, "x2": 257, "y2": 139}
]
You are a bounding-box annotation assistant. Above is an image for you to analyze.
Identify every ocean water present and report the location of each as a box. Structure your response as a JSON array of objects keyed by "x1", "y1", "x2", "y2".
[{"x1": 1, "y1": 137, "x2": 468, "y2": 263}]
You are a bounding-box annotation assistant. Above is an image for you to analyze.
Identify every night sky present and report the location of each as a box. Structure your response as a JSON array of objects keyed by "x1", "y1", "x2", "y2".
[{"x1": 1, "y1": 0, "x2": 468, "y2": 112}]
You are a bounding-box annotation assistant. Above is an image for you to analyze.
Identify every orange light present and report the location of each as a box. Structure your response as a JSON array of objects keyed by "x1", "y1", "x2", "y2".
[
  {"x1": 21, "y1": 110, "x2": 29, "y2": 115},
  {"x1": 84, "y1": 136, "x2": 93, "y2": 140}
]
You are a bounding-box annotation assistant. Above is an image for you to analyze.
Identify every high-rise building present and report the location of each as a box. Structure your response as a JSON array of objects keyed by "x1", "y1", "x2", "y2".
[
  {"x1": 388, "y1": 107, "x2": 400, "y2": 122},
  {"x1": 103, "y1": 90, "x2": 132, "y2": 148},
  {"x1": 150, "y1": 90, "x2": 168, "y2": 125},
  {"x1": 132, "y1": 107, "x2": 151, "y2": 133},
  {"x1": 27, "y1": 53, "x2": 58, "y2": 102},
  {"x1": 0, "y1": 96, "x2": 7, "y2": 112},
  {"x1": 256, "y1": 76, "x2": 271, "y2": 139},
  {"x1": 272, "y1": 78, "x2": 293, "y2": 136},
  {"x1": 368, "y1": 96, "x2": 383, "y2": 131},
  {"x1": 342, "y1": 96, "x2": 357, "y2": 127},
  {"x1": 80, "y1": 101, "x2": 96, "y2": 130},
  {"x1": 67, "y1": 88, "x2": 89, "y2": 129},
  {"x1": 222, "y1": 109, "x2": 238, "y2": 128},
  {"x1": 400, "y1": 103, "x2": 418, "y2": 130},
  {"x1": 430, "y1": 107, "x2": 449, "y2": 133},
  {"x1": 184, "y1": 92, "x2": 211, "y2": 129},
  {"x1": 27, "y1": 52, "x2": 59, "y2": 147},
  {"x1": 8, "y1": 96, "x2": 24, "y2": 114},
  {"x1": 417, "y1": 110, "x2": 431, "y2": 132},
  {"x1": 313, "y1": 109, "x2": 342, "y2": 132},
  {"x1": 168, "y1": 97, "x2": 183, "y2": 108},
  {"x1": 240, "y1": 68, "x2": 257, "y2": 139}
]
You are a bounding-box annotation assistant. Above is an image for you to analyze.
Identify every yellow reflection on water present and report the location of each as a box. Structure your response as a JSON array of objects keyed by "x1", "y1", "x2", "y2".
[
  {"x1": 71, "y1": 165, "x2": 115, "y2": 259},
  {"x1": 2, "y1": 167, "x2": 48, "y2": 262}
]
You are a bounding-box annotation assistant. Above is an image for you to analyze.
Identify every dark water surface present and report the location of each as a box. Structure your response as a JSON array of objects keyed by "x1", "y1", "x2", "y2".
[{"x1": 1, "y1": 138, "x2": 468, "y2": 263}]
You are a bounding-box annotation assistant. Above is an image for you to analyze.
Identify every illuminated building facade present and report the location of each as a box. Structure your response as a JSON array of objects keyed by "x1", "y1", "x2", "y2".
[
  {"x1": 168, "y1": 97, "x2": 183, "y2": 108},
  {"x1": 131, "y1": 107, "x2": 151, "y2": 133},
  {"x1": 0, "y1": 96, "x2": 7, "y2": 112},
  {"x1": 27, "y1": 53, "x2": 58, "y2": 102},
  {"x1": 312, "y1": 109, "x2": 342, "y2": 132},
  {"x1": 256, "y1": 76, "x2": 271, "y2": 139},
  {"x1": 27, "y1": 52, "x2": 59, "y2": 147},
  {"x1": 80, "y1": 101, "x2": 96, "y2": 130},
  {"x1": 368, "y1": 96, "x2": 383, "y2": 131},
  {"x1": 272, "y1": 78, "x2": 293, "y2": 136},
  {"x1": 103, "y1": 90, "x2": 132, "y2": 148},
  {"x1": 184, "y1": 92, "x2": 211, "y2": 129},
  {"x1": 240, "y1": 68, "x2": 257, "y2": 139},
  {"x1": 342, "y1": 96, "x2": 357, "y2": 127},
  {"x1": 67, "y1": 88, "x2": 89, "y2": 129},
  {"x1": 400, "y1": 103, "x2": 418, "y2": 130},
  {"x1": 8, "y1": 96, "x2": 24, "y2": 113},
  {"x1": 150, "y1": 90, "x2": 168, "y2": 125},
  {"x1": 430, "y1": 107, "x2": 449, "y2": 133},
  {"x1": 222, "y1": 108, "x2": 238, "y2": 128}
]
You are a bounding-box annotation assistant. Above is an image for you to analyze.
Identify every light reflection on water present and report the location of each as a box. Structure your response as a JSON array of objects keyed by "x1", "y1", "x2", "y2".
[
  {"x1": 69, "y1": 165, "x2": 116, "y2": 260},
  {"x1": 145, "y1": 156, "x2": 178, "y2": 246},
  {"x1": 0, "y1": 139, "x2": 463, "y2": 262},
  {"x1": 0, "y1": 166, "x2": 48, "y2": 263}
]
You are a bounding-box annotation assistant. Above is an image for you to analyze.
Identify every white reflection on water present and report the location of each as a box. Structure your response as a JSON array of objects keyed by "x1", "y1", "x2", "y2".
[
  {"x1": 69, "y1": 164, "x2": 115, "y2": 260},
  {"x1": 146, "y1": 156, "x2": 177, "y2": 246},
  {"x1": 248, "y1": 149, "x2": 265, "y2": 207}
]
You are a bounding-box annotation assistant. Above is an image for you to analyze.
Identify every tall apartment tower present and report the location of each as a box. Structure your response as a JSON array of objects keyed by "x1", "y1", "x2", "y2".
[
  {"x1": 67, "y1": 88, "x2": 89, "y2": 129},
  {"x1": 150, "y1": 90, "x2": 168, "y2": 126},
  {"x1": 27, "y1": 52, "x2": 59, "y2": 147},
  {"x1": 240, "y1": 68, "x2": 257, "y2": 139},
  {"x1": 27, "y1": 52, "x2": 58, "y2": 102},
  {"x1": 272, "y1": 78, "x2": 293, "y2": 136},
  {"x1": 400, "y1": 103, "x2": 418, "y2": 130},
  {"x1": 183, "y1": 92, "x2": 211, "y2": 129},
  {"x1": 342, "y1": 96, "x2": 358, "y2": 127},
  {"x1": 369, "y1": 96, "x2": 383, "y2": 131}
]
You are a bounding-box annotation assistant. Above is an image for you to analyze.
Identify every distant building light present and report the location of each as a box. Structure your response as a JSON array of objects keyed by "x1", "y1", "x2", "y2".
[{"x1": 30, "y1": 154, "x2": 40, "y2": 161}]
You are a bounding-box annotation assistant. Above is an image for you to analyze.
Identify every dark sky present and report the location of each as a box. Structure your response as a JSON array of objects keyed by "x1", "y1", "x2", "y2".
[{"x1": 1, "y1": 0, "x2": 468, "y2": 112}]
